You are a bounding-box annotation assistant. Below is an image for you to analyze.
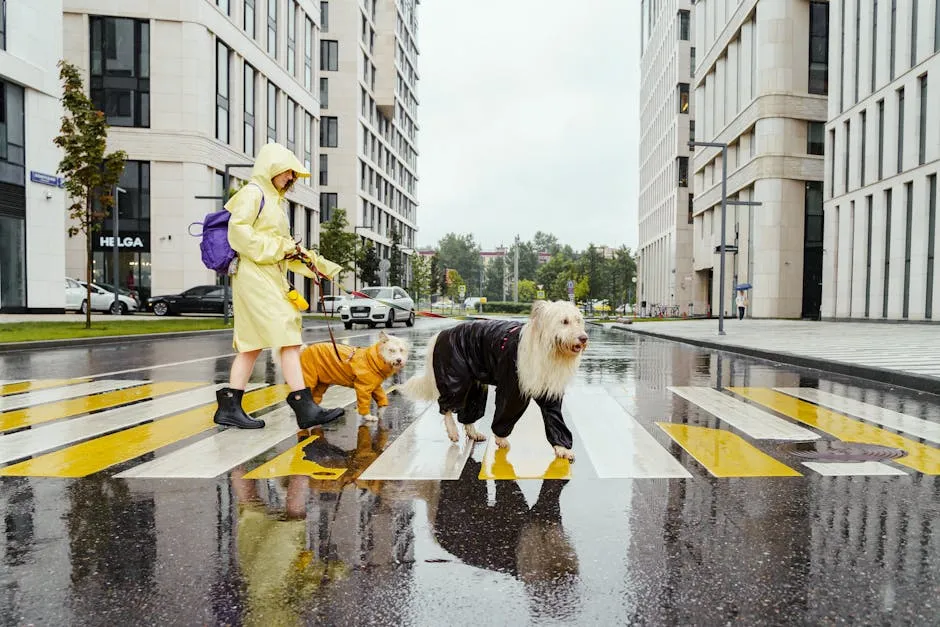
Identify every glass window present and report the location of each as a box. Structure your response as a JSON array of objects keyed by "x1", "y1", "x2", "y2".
[
  {"x1": 319, "y1": 192, "x2": 337, "y2": 222},
  {"x1": 860, "y1": 111, "x2": 867, "y2": 184},
  {"x1": 807, "y1": 121, "x2": 825, "y2": 155},
  {"x1": 321, "y1": 40, "x2": 338, "y2": 71},
  {"x1": 287, "y1": 1, "x2": 296, "y2": 76},
  {"x1": 320, "y1": 77, "x2": 328, "y2": 109},
  {"x1": 678, "y1": 83, "x2": 689, "y2": 113},
  {"x1": 0, "y1": 213, "x2": 25, "y2": 310},
  {"x1": 319, "y1": 154, "x2": 328, "y2": 186},
  {"x1": 936, "y1": 0, "x2": 940, "y2": 54},
  {"x1": 267, "y1": 0, "x2": 277, "y2": 58},
  {"x1": 897, "y1": 87, "x2": 905, "y2": 173},
  {"x1": 0, "y1": 80, "x2": 25, "y2": 185},
  {"x1": 89, "y1": 17, "x2": 150, "y2": 127},
  {"x1": 872, "y1": 0, "x2": 878, "y2": 92},
  {"x1": 244, "y1": 64, "x2": 255, "y2": 156},
  {"x1": 267, "y1": 81, "x2": 277, "y2": 143},
  {"x1": 304, "y1": 17, "x2": 313, "y2": 90},
  {"x1": 321, "y1": 1, "x2": 329, "y2": 32},
  {"x1": 304, "y1": 112, "x2": 312, "y2": 185},
  {"x1": 677, "y1": 157, "x2": 689, "y2": 187},
  {"x1": 0, "y1": 0, "x2": 6, "y2": 50},
  {"x1": 678, "y1": 10, "x2": 690, "y2": 40},
  {"x1": 244, "y1": 0, "x2": 255, "y2": 38},
  {"x1": 808, "y1": 2, "x2": 829, "y2": 95},
  {"x1": 216, "y1": 0, "x2": 231, "y2": 16},
  {"x1": 919, "y1": 75, "x2": 928, "y2": 165},
  {"x1": 286, "y1": 97, "x2": 296, "y2": 152},
  {"x1": 688, "y1": 194, "x2": 694, "y2": 225},
  {"x1": 890, "y1": 0, "x2": 897, "y2": 80},
  {"x1": 320, "y1": 116, "x2": 338, "y2": 147},
  {"x1": 804, "y1": 181, "x2": 825, "y2": 247},
  {"x1": 927, "y1": 174, "x2": 937, "y2": 318},
  {"x1": 216, "y1": 41, "x2": 230, "y2": 143},
  {"x1": 689, "y1": 119, "x2": 695, "y2": 143},
  {"x1": 877, "y1": 99, "x2": 885, "y2": 180}
]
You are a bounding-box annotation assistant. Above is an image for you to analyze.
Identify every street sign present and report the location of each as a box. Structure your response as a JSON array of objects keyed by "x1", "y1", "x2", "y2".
[
  {"x1": 566, "y1": 280, "x2": 575, "y2": 290},
  {"x1": 568, "y1": 294, "x2": 575, "y2": 302},
  {"x1": 379, "y1": 258, "x2": 391, "y2": 271},
  {"x1": 458, "y1": 285, "x2": 466, "y2": 298},
  {"x1": 536, "y1": 290, "x2": 545, "y2": 300}
]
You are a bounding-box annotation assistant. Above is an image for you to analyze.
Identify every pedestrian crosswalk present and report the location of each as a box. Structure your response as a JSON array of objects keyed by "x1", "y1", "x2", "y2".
[{"x1": 0, "y1": 378, "x2": 937, "y2": 480}]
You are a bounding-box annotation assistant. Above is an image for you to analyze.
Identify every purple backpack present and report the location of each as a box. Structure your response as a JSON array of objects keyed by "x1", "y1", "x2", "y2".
[{"x1": 189, "y1": 183, "x2": 265, "y2": 274}]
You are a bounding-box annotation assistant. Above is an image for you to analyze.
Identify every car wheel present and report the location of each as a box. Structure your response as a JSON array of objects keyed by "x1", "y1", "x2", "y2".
[
  {"x1": 226, "y1": 303, "x2": 234, "y2": 318},
  {"x1": 386, "y1": 310, "x2": 395, "y2": 328},
  {"x1": 344, "y1": 321, "x2": 353, "y2": 330},
  {"x1": 368, "y1": 321, "x2": 377, "y2": 329},
  {"x1": 79, "y1": 300, "x2": 89, "y2": 315},
  {"x1": 153, "y1": 301, "x2": 169, "y2": 317},
  {"x1": 406, "y1": 310, "x2": 415, "y2": 327},
  {"x1": 110, "y1": 301, "x2": 129, "y2": 315}
]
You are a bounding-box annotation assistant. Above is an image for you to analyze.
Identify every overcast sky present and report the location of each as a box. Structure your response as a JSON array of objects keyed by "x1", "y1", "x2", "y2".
[{"x1": 415, "y1": 0, "x2": 640, "y2": 253}]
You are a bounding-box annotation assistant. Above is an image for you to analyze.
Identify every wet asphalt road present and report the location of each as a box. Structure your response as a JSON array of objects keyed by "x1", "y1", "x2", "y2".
[{"x1": 0, "y1": 318, "x2": 938, "y2": 626}]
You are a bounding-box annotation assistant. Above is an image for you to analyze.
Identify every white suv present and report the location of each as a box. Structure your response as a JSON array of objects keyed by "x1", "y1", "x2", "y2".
[{"x1": 340, "y1": 286, "x2": 415, "y2": 329}]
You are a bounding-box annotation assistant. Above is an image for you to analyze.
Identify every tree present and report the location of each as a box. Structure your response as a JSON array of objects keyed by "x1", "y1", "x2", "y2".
[
  {"x1": 574, "y1": 276, "x2": 591, "y2": 302},
  {"x1": 532, "y1": 231, "x2": 561, "y2": 256},
  {"x1": 358, "y1": 241, "x2": 380, "y2": 287},
  {"x1": 507, "y1": 239, "x2": 539, "y2": 282},
  {"x1": 429, "y1": 253, "x2": 441, "y2": 295},
  {"x1": 484, "y1": 258, "x2": 506, "y2": 301},
  {"x1": 316, "y1": 208, "x2": 358, "y2": 284},
  {"x1": 411, "y1": 254, "x2": 431, "y2": 305},
  {"x1": 445, "y1": 269, "x2": 466, "y2": 300},
  {"x1": 388, "y1": 226, "x2": 404, "y2": 287},
  {"x1": 55, "y1": 60, "x2": 127, "y2": 328},
  {"x1": 518, "y1": 279, "x2": 537, "y2": 303},
  {"x1": 437, "y1": 233, "x2": 481, "y2": 289},
  {"x1": 536, "y1": 251, "x2": 574, "y2": 300}
]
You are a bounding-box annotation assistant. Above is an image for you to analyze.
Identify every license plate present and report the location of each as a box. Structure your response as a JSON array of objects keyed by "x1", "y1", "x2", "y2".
[{"x1": 353, "y1": 312, "x2": 367, "y2": 317}]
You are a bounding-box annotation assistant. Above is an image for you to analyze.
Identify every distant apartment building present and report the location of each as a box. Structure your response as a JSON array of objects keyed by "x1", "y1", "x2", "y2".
[
  {"x1": 823, "y1": 0, "x2": 940, "y2": 321},
  {"x1": 689, "y1": 0, "x2": 829, "y2": 319},
  {"x1": 638, "y1": 0, "x2": 695, "y2": 316},
  {"x1": 318, "y1": 0, "x2": 419, "y2": 291}
]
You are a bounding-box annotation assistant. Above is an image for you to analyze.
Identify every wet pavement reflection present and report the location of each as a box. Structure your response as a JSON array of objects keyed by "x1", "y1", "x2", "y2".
[{"x1": 0, "y1": 322, "x2": 938, "y2": 625}]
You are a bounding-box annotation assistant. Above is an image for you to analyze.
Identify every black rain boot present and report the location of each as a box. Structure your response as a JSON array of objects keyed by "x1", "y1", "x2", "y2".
[
  {"x1": 287, "y1": 388, "x2": 345, "y2": 429},
  {"x1": 213, "y1": 387, "x2": 265, "y2": 429}
]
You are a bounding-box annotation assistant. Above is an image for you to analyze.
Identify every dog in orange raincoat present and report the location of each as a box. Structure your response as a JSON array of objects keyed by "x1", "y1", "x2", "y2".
[{"x1": 299, "y1": 332, "x2": 410, "y2": 421}]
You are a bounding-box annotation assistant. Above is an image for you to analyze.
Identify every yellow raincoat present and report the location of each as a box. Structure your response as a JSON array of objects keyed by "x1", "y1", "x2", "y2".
[{"x1": 225, "y1": 143, "x2": 341, "y2": 352}]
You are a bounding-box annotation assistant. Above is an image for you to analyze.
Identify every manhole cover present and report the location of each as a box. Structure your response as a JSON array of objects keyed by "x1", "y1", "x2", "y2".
[{"x1": 778, "y1": 441, "x2": 908, "y2": 462}]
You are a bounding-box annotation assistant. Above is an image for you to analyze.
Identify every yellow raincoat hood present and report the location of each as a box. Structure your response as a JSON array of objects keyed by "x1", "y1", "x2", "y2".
[{"x1": 251, "y1": 143, "x2": 310, "y2": 195}]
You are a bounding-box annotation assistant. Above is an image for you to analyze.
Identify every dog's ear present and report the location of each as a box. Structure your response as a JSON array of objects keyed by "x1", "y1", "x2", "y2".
[{"x1": 378, "y1": 330, "x2": 389, "y2": 342}]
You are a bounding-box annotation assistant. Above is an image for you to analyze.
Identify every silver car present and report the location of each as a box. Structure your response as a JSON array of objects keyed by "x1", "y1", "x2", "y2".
[{"x1": 340, "y1": 286, "x2": 415, "y2": 329}]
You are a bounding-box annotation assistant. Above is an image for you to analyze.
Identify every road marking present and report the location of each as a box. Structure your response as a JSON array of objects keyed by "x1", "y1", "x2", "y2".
[
  {"x1": 0, "y1": 380, "x2": 147, "y2": 413},
  {"x1": 0, "y1": 384, "x2": 264, "y2": 466},
  {"x1": 775, "y1": 387, "x2": 940, "y2": 444},
  {"x1": 802, "y1": 461, "x2": 908, "y2": 476},
  {"x1": 0, "y1": 385, "x2": 289, "y2": 478},
  {"x1": 0, "y1": 378, "x2": 91, "y2": 396},
  {"x1": 657, "y1": 423, "x2": 802, "y2": 477},
  {"x1": 0, "y1": 381, "x2": 205, "y2": 432},
  {"x1": 730, "y1": 388, "x2": 940, "y2": 475},
  {"x1": 479, "y1": 401, "x2": 573, "y2": 480},
  {"x1": 242, "y1": 434, "x2": 347, "y2": 480},
  {"x1": 359, "y1": 401, "x2": 476, "y2": 481},
  {"x1": 565, "y1": 387, "x2": 691, "y2": 478},
  {"x1": 116, "y1": 387, "x2": 357, "y2": 479}
]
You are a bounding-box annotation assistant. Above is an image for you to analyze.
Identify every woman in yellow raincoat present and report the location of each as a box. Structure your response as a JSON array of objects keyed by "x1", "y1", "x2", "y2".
[{"x1": 213, "y1": 142, "x2": 347, "y2": 430}]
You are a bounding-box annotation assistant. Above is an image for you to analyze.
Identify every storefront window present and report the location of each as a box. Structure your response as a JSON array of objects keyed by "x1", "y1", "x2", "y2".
[{"x1": 0, "y1": 213, "x2": 25, "y2": 310}]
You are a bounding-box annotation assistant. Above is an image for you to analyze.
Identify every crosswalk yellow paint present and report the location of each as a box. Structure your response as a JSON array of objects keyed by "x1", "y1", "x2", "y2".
[
  {"x1": 0, "y1": 379, "x2": 90, "y2": 396},
  {"x1": 479, "y1": 403, "x2": 573, "y2": 480},
  {"x1": 657, "y1": 423, "x2": 802, "y2": 477},
  {"x1": 0, "y1": 381, "x2": 205, "y2": 432},
  {"x1": 243, "y1": 434, "x2": 348, "y2": 480},
  {"x1": 730, "y1": 388, "x2": 940, "y2": 475},
  {"x1": 0, "y1": 385, "x2": 290, "y2": 478}
]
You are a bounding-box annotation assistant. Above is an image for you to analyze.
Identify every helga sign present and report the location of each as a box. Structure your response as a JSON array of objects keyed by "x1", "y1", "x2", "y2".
[{"x1": 93, "y1": 233, "x2": 150, "y2": 252}]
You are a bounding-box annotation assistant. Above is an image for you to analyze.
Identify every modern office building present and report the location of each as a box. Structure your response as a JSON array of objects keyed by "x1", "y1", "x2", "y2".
[
  {"x1": 62, "y1": 0, "x2": 331, "y2": 306},
  {"x1": 688, "y1": 0, "x2": 829, "y2": 319},
  {"x1": 318, "y1": 0, "x2": 419, "y2": 291},
  {"x1": 638, "y1": 0, "x2": 695, "y2": 317},
  {"x1": 822, "y1": 0, "x2": 939, "y2": 321},
  {"x1": 0, "y1": 0, "x2": 68, "y2": 312}
]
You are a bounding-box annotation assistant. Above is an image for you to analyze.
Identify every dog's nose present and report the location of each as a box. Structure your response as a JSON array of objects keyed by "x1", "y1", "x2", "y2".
[{"x1": 578, "y1": 334, "x2": 588, "y2": 344}]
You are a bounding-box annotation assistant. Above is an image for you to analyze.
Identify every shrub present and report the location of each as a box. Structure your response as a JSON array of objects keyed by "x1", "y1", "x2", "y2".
[{"x1": 480, "y1": 301, "x2": 532, "y2": 314}]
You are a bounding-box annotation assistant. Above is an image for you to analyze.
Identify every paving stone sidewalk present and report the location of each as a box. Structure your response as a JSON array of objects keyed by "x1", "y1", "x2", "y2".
[{"x1": 609, "y1": 318, "x2": 940, "y2": 394}]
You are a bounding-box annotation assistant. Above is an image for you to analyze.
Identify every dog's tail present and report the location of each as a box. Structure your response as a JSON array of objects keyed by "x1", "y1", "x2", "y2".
[{"x1": 401, "y1": 333, "x2": 440, "y2": 401}]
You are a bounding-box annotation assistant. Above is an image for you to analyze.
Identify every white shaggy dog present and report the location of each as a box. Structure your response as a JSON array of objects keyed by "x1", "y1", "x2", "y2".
[{"x1": 403, "y1": 300, "x2": 588, "y2": 460}]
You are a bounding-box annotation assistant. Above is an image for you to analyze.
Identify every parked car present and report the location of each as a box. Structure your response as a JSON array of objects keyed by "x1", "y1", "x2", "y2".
[
  {"x1": 95, "y1": 282, "x2": 141, "y2": 309},
  {"x1": 318, "y1": 295, "x2": 347, "y2": 314},
  {"x1": 65, "y1": 278, "x2": 139, "y2": 315},
  {"x1": 339, "y1": 286, "x2": 415, "y2": 329},
  {"x1": 148, "y1": 285, "x2": 234, "y2": 317}
]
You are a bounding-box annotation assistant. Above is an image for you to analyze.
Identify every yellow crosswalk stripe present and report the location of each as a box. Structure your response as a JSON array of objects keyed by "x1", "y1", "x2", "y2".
[
  {"x1": 0, "y1": 385, "x2": 289, "y2": 478},
  {"x1": 0, "y1": 378, "x2": 91, "y2": 396},
  {"x1": 243, "y1": 434, "x2": 348, "y2": 480},
  {"x1": 657, "y1": 423, "x2": 802, "y2": 477},
  {"x1": 479, "y1": 402, "x2": 573, "y2": 480},
  {"x1": 730, "y1": 388, "x2": 940, "y2": 475},
  {"x1": 0, "y1": 381, "x2": 205, "y2": 432}
]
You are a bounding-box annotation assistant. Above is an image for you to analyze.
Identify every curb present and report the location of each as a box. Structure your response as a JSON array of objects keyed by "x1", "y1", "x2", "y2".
[
  {"x1": 611, "y1": 324, "x2": 940, "y2": 396},
  {"x1": 0, "y1": 321, "x2": 335, "y2": 354}
]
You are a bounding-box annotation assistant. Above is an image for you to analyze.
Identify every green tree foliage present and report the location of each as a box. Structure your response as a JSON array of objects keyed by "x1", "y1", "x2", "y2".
[
  {"x1": 484, "y1": 257, "x2": 507, "y2": 301},
  {"x1": 532, "y1": 231, "x2": 561, "y2": 256},
  {"x1": 410, "y1": 254, "x2": 432, "y2": 304},
  {"x1": 445, "y1": 269, "x2": 466, "y2": 300},
  {"x1": 358, "y1": 241, "x2": 380, "y2": 287},
  {"x1": 507, "y1": 239, "x2": 539, "y2": 282},
  {"x1": 316, "y1": 208, "x2": 357, "y2": 283},
  {"x1": 437, "y1": 233, "x2": 482, "y2": 289},
  {"x1": 55, "y1": 60, "x2": 127, "y2": 329},
  {"x1": 518, "y1": 279, "x2": 537, "y2": 302},
  {"x1": 429, "y1": 253, "x2": 441, "y2": 294},
  {"x1": 388, "y1": 226, "x2": 404, "y2": 287}
]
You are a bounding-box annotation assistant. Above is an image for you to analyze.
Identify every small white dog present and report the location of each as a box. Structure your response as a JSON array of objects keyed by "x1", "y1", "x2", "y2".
[{"x1": 402, "y1": 300, "x2": 587, "y2": 460}]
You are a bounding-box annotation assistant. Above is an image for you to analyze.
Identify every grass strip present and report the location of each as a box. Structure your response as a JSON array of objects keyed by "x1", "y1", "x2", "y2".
[{"x1": 0, "y1": 319, "x2": 232, "y2": 343}]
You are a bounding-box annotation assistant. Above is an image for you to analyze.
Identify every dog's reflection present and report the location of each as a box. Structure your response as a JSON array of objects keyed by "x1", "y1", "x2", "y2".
[{"x1": 428, "y1": 460, "x2": 580, "y2": 619}]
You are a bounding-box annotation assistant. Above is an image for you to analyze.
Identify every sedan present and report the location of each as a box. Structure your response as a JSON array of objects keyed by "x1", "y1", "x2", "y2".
[
  {"x1": 65, "y1": 278, "x2": 139, "y2": 315},
  {"x1": 148, "y1": 285, "x2": 234, "y2": 317},
  {"x1": 339, "y1": 286, "x2": 415, "y2": 329}
]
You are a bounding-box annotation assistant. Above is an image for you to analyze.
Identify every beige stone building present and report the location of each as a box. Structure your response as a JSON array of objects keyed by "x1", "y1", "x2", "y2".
[{"x1": 689, "y1": 0, "x2": 829, "y2": 319}]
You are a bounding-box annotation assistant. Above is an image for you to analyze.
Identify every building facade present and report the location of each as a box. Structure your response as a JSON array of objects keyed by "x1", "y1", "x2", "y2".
[
  {"x1": 318, "y1": 0, "x2": 419, "y2": 291},
  {"x1": 823, "y1": 0, "x2": 940, "y2": 321},
  {"x1": 0, "y1": 0, "x2": 68, "y2": 312},
  {"x1": 638, "y1": 0, "x2": 696, "y2": 317},
  {"x1": 62, "y1": 0, "x2": 331, "y2": 306},
  {"x1": 689, "y1": 0, "x2": 829, "y2": 319}
]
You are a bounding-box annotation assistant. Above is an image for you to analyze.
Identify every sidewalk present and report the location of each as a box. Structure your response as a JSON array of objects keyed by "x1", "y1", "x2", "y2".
[{"x1": 608, "y1": 318, "x2": 940, "y2": 394}]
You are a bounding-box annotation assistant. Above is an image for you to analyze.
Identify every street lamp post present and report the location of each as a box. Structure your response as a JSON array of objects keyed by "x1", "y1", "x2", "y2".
[
  {"x1": 353, "y1": 224, "x2": 372, "y2": 291},
  {"x1": 111, "y1": 186, "x2": 127, "y2": 314},
  {"x1": 631, "y1": 276, "x2": 637, "y2": 318}
]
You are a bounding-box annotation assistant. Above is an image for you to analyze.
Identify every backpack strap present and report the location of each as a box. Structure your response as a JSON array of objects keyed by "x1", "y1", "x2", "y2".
[{"x1": 249, "y1": 182, "x2": 265, "y2": 223}]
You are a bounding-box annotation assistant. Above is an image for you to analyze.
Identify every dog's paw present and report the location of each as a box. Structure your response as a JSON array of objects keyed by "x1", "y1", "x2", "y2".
[
  {"x1": 495, "y1": 436, "x2": 510, "y2": 449},
  {"x1": 443, "y1": 413, "x2": 459, "y2": 443},
  {"x1": 464, "y1": 424, "x2": 487, "y2": 442},
  {"x1": 362, "y1": 414, "x2": 379, "y2": 422},
  {"x1": 553, "y1": 445, "x2": 575, "y2": 461}
]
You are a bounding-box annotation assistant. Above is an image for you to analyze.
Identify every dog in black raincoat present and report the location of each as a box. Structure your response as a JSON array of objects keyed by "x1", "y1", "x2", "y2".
[{"x1": 402, "y1": 300, "x2": 588, "y2": 460}]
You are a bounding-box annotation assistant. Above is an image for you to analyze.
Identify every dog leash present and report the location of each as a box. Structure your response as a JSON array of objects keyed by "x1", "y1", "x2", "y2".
[{"x1": 285, "y1": 246, "x2": 345, "y2": 360}]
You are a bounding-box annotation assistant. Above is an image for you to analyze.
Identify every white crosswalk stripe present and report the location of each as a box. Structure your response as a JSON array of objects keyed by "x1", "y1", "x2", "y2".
[{"x1": 0, "y1": 379, "x2": 147, "y2": 412}]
